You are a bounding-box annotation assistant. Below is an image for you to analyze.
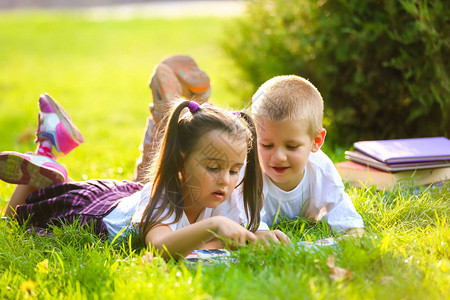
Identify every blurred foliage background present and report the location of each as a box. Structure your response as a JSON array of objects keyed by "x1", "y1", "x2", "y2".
[
  {"x1": 0, "y1": 6, "x2": 449, "y2": 298},
  {"x1": 0, "y1": 12, "x2": 251, "y2": 197},
  {"x1": 0, "y1": 0, "x2": 449, "y2": 189},
  {"x1": 223, "y1": 0, "x2": 449, "y2": 148}
]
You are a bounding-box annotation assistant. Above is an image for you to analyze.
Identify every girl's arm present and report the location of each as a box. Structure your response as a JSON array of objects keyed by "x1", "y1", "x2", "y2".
[{"x1": 145, "y1": 216, "x2": 256, "y2": 261}]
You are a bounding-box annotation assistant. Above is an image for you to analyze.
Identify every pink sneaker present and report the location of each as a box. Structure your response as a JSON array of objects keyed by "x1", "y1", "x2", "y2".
[
  {"x1": 36, "y1": 93, "x2": 84, "y2": 157},
  {"x1": 0, "y1": 151, "x2": 67, "y2": 188}
]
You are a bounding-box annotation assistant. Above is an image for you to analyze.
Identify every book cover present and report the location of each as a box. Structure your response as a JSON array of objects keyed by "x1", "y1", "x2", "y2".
[
  {"x1": 335, "y1": 160, "x2": 450, "y2": 190},
  {"x1": 353, "y1": 137, "x2": 450, "y2": 164},
  {"x1": 345, "y1": 150, "x2": 450, "y2": 172}
]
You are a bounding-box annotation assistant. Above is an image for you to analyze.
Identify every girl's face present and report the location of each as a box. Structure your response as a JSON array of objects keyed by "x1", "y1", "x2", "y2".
[{"x1": 181, "y1": 129, "x2": 247, "y2": 213}]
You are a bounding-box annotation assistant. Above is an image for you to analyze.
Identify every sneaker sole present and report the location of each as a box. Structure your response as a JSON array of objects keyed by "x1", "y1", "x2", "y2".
[
  {"x1": 41, "y1": 93, "x2": 84, "y2": 144},
  {"x1": 0, "y1": 154, "x2": 65, "y2": 188},
  {"x1": 162, "y1": 55, "x2": 211, "y2": 93}
]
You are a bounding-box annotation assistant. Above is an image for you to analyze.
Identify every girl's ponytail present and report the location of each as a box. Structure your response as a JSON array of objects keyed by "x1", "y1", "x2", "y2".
[
  {"x1": 139, "y1": 100, "x2": 191, "y2": 240},
  {"x1": 139, "y1": 100, "x2": 264, "y2": 240},
  {"x1": 239, "y1": 111, "x2": 263, "y2": 232}
]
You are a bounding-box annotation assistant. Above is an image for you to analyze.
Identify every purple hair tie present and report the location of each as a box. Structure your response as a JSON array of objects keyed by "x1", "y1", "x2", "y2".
[
  {"x1": 233, "y1": 111, "x2": 241, "y2": 117},
  {"x1": 188, "y1": 101, "x2": 200, "y2": 114}
]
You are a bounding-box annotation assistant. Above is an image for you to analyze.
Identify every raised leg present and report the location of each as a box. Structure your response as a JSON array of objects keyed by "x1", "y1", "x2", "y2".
[
  {"x1": 133, "y1": 55, "x2": 211, "y2": 183},
  {"x1": 4, "y1": 184, "x2": 37, "y2": 218}
]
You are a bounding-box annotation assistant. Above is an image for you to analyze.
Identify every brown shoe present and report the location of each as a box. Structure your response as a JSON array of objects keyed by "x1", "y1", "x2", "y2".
[
  {"x1": 149, "y1": 55, "x2": 211, "y2": 125},
  {"x1": 134, "y1": 55, "x2": 211, "y2": 183},
  {"x1": 162, "y1": 55, "x2": 211, "y2": 103}
]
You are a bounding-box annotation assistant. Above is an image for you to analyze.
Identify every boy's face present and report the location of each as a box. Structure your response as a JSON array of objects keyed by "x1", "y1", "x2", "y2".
[{"x1": 255, "y1": 117, "x2": 323, "y2": 191}]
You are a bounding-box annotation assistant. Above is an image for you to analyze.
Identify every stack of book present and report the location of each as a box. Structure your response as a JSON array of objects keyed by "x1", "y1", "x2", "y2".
[{"x1": 335, "y1": 137, "x2": 450, "y2": 189}]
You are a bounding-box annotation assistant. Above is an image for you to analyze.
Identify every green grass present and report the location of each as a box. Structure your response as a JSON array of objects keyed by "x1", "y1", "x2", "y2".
[{"x1": 0, "y1": 10, "x2": 449, "y2": 300}]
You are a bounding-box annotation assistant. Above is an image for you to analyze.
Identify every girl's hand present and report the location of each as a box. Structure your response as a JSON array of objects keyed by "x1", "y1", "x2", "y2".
[
  {"x1": 255, "y1": 230, "x2": 291, "y2": 245},
  {"x1": 212, "y1": 216, "x2": 257, "y2": 247},
  {"x1": 198, "y1": 237, "x2": 224, "y2": 249}
]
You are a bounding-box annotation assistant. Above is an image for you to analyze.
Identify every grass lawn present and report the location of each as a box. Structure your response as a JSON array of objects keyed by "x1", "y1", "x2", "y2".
[{"x1": 0, "y1": 9, "x2": 449, "y2": 300}]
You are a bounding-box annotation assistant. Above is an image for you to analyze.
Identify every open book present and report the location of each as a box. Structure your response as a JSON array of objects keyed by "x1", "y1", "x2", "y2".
[
  {"x1": 184, "y1": 240, "x2": 339, "y2": 264},
  {"x1": 184, "y1": 249, "x2": 234, "y2": 264},
  {"x1": 297, "y1": 238, "x2": 337, "y2": 249}
]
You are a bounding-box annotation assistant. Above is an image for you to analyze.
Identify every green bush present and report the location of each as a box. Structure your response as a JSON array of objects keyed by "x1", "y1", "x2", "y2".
[{"x1": 223, "y1": 0, "x2": 449, "y2": 147}]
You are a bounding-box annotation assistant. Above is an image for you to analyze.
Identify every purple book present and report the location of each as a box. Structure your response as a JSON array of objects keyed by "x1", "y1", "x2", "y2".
[{"x1": 353, "y1": 137, "x2": 450, "y2": 164}]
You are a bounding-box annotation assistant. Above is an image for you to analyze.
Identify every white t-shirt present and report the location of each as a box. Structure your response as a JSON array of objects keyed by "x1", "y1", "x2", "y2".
[
  {"x1": 102, "y1": 183, "x2": 266, "y2": 241},
  {"x1": 261, "y1": 150, "x2": 364, "y2": 232}
]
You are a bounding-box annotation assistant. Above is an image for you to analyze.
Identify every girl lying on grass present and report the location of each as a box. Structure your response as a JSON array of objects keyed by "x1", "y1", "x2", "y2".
[{"x1": 0, "y1": 94, "x2": 288, "y2": 260}]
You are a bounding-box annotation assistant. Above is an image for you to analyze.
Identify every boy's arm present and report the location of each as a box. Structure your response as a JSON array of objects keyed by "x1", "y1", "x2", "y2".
[
  {"x1": 306, "y1": 150, "x2": 364, "y2": 232},
  {"x1": 324, "y1": 191, "x2": 365, "y2": 232}
]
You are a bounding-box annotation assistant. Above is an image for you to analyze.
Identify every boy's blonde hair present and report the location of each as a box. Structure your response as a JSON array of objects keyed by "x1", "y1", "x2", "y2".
[{"x1": 251, "y1": 75, "x2": 324, "y2": 137}]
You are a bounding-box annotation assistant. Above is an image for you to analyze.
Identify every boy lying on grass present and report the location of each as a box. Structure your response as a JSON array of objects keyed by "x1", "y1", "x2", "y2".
[{"x1": 251, "y1": 75, "x2": 364, "y2": 239}]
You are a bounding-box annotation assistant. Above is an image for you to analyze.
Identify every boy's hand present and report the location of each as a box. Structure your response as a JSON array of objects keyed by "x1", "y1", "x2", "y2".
[
  {"x1": 347, "y1": 228, "x2": 364, "y2": 238},
  {"x1": 255, "y1": 230, "x2": 291, "y2": 245},
  {"x1": 335, "y1": 228, "x2": 365, "y2": 242}
]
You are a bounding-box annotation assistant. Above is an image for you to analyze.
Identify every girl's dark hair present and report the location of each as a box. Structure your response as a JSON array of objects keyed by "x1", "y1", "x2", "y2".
[{"x1": 139, "y1": 100, "x2": 263, "y2": 241}]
